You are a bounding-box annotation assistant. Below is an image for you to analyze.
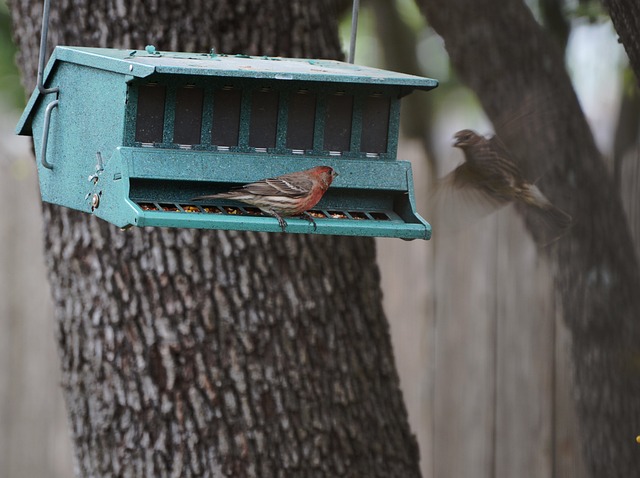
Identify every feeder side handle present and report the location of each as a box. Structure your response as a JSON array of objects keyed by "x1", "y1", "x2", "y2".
[
  {"x1": 37, "y1": 0, "x2": 59, "y2": 95},
  {"x1": 41, "y1": 99, "x2": 59, "y2": 170},
  {"x1": 348, "y1": 0, "x2": 360, "y2": 64}
]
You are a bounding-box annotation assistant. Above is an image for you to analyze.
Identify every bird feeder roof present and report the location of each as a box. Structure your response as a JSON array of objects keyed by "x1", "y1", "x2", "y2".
[
  {"x1": 55, "y1": 46, "x2": 438, "y2": 85},
  {"x1": 17, "y1": 46, "x2": 438, "y2": 135}
]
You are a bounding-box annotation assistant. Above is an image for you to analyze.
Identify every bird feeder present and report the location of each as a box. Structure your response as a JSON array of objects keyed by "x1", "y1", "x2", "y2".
[{"x1": 16, "y1": 46, "x2": 438, "y2": 239}]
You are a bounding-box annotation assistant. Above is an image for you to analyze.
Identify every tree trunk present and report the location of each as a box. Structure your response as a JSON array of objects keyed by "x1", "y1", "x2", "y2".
[
  {"x1": 8, "y1": 1, "x2": 421, "y2": 476},
  {"x1": 418, "y1": 0, "x2": 640, "y2": 477},
  {"x1": 604, "y1": 0, "x2": 640, "y2": 86}
]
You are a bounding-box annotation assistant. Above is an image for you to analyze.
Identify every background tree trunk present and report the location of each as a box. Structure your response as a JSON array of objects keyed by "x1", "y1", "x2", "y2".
[
  {"x1": 418, "y1": 0, "x2": 640, "y2": 477},
  {"x1": 7, "y1": 1, "x2": 421, "y2": 476},
  {"x1": 605, "y1": 0, "x2": 640, "y2": 84}
]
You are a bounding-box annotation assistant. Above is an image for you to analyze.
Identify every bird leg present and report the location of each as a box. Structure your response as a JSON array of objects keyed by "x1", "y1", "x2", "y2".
[
  {"x1": 268, "y1": 211, "x2": 288, "y2": 232},
  {"x1": 265, "y1": 211, "x2": 317, "y2": 233},
  {"x1": 299, "y1": 212, "x2": 317, "y2": 231}
]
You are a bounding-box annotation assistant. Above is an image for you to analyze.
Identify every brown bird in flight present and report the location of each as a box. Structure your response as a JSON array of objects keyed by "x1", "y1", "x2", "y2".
[{"x1": 433, "y1": 129, "x2": 571, "y2": 240}]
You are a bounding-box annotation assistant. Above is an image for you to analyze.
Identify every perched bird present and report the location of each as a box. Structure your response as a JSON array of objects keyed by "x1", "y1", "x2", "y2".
[
  {"x1": 192, "y1": 166, "x2": 337, "y2": 232},
  {"x1": 432, "y1": 129, "x2": 571, "y2": 241}
]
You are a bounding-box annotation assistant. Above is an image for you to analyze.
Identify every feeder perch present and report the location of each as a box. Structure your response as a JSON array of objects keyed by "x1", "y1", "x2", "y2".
[{"x1": 16, "y1": 46, "x2": 438, "y2": 239}]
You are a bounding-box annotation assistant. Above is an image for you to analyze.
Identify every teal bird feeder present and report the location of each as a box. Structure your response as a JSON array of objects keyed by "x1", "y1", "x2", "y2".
[{"x1": 17, "y1": 21, "x2": 438, "y2": 240}]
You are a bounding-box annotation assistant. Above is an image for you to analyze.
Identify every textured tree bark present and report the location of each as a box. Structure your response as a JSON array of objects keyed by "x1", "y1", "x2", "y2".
[
  {"x1": 8, "y1": 1, "x2": 421, "y2": 476},
  {"x1": 418, "y1": 0, "x2": 640, "y2": 477},
  {"x1": 604, "y1": 0, "x2": 640, "y2": 86}
]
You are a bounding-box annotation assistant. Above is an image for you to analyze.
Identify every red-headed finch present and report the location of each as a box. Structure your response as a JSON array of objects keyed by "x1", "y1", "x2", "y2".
[
  {"x1": 192, "y1": 166, "x2": 338, "y2": 231},
  {"x1": 432, "y1": 129, "x2": 571, "y2": 243}
]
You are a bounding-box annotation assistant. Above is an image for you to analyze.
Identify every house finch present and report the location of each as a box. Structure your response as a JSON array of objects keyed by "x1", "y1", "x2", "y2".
[
  {"x1": 192, "y1": 166, "x2": 338, "y2": 231},
  {"x1": 433, "y1": 129, "x2": 571, "y2": 240}
]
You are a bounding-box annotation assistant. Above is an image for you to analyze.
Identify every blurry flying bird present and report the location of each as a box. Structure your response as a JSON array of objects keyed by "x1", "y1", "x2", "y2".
[
  {"x1": 431, "y1": 129, "x2": 571, "y2": 241},
  {"x1": 192, "y1": 166, "x2": 337, "y2": 232}
]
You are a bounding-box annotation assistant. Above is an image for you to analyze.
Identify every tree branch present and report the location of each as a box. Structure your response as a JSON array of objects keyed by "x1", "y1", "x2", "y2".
[{"x1": 604, "y1": 0, "x2": 640, "y2": 86}]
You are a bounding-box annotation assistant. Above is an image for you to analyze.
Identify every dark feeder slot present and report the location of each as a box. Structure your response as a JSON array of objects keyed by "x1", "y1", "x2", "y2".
[
  {"x1": 138, "y1": 202, "x2": 158, "y2": 211},
  {"x1": 308, "y1": 210, "x2": 327, "y2": 219},
  {"x1": 203, "y1": 206, "x2": 223, "y2": 214},
  {"x1": 223, "y1": 206, "x2": 242, "y2": 215},
  {"x1": 212, "y1": 87, "x2": 242, "y2": 147},
  {"x1": 360, "y1": 95, "x2": 390, "y2": 154},
  {"x1": 135, "y1": 84, "x2": 166, "y2": 144},
  {"x1": 286, "y1": 90, "x2": 316, "y2": 151},
  {"x1": 327, "y1": 210, "x2": 348, "y2": 219},
  {"x1": 370, "y1": 212, "x2": 390, "y2": 221},
  {"x1": 249, "y1": 88, "x2": 279, "y2": 149},
  {"x1": 180, "y1": 204, "x2": 201, "y2": 213},
  {"x1": 243, "y1": 207, "x2": 263, "y2": 216},
  {"x1": 158, "y1": 203, "x2": 180, "y2": 212},
  {"x1": 324, "y1": 93, "x2": 353, "y2": 152},
  {"x1": 174, "y1": 86, "x2": 204, "y2": 145},
  {"x1": 349, "y1": 211, "x2": 368, "y2": 220}
]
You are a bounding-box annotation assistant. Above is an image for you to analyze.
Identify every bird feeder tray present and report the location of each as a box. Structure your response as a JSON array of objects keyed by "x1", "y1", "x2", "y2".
[{"x1": 17, "y1": 46, "x2": 438, "y2": 239}]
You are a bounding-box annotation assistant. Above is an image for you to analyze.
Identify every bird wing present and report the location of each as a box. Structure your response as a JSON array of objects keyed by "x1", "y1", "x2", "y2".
[
  {"x1": 458, "y1": 137, "x2": 523, "y2": 202},
  {"x1": 428, "y1": 163, "x2": 509, "y2": 233},
  {"x1": 487, "y1": 135, "x2": 514, "y2": 164},
  {"x1": 191, "y1": 171, "x2": 314, "y2": 202},
  {"x1": 487, "y1": 135, "x2": 523, "y2": 179},
  {"x1": 492, "y1": 90, "x2": 559, "y2": 181},
  {"x1": 241, "y1": 173, "x2": 313, "y2": 198}
]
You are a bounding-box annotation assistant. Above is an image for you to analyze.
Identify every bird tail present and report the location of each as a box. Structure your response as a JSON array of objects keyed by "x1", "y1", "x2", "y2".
[
  {"x1": 537, "y1": 203, "x2": 572, "y2": 230},
  {"x1": 520, "y1": 183, "x2": 552, "y2": 208},
  {"x1": 521, "y1": 184, "x2": 572, "y2": 244},
  {"x1": 191, "y1": 192, "x2": 234, "y2": 201}
]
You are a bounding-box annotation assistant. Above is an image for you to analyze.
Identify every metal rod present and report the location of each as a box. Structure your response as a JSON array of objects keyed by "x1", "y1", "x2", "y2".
[
  {"x1": 348, "y1": 0, "x2": 360, "y2": 64},
  {"x1": 37, "y1": 0, "x2": 59, "y2": 95},
  {"x1": 41, "y1": 99, "x2": 59, "y2": 169}
]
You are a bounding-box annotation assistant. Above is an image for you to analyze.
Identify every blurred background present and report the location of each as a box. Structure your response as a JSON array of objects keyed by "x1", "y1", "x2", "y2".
[{"x1": 0, "y1": 0, "x2": 635, "y2": 476}]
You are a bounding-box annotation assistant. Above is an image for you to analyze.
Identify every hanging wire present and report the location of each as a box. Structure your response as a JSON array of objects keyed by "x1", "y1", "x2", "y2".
[
  {"x1": 348, "y1": 0, "x2": 360, "y2": 64},
  {"x1": 37, "y1": 0, "x2": 59, "y2": 95}
]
